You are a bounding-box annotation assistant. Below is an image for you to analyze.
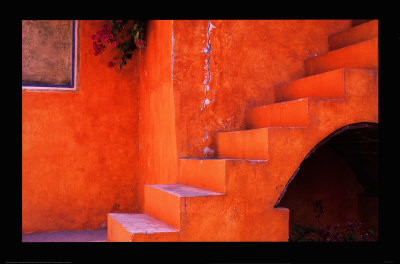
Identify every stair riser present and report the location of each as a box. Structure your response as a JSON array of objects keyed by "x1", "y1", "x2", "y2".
[
  {"x1": 246, "y1": 99, "x2": 309, "y2": 129},
  {"x1": 144, "y1": 186, "x2": 181, "y2": 229},
  {"x1": 179, "y1": 159, "x2": 226, "y2": 193},
  {"x1": 305, "y1": 38, "x2": 378, "y2": 76},
  {"x1": 268, "y1": 69, "x2": 378, "y2": 203},
  {"x1": 216, "y1": 128, "x2": 269, "y2": 160},
  {"x1": 107, "y1": 214, "x2": 133, "y2": 242},
  {"x1": 329, "y1": 20, "x2": 378, "y2": 50},
  {"x1": 179, "y1": 159, "x2": 272, "y2": 199},
  {"x1": 107, "y1": 213, "x2": 180, "y2": 242},
  {"x1": 144, "y1": 185, "x2": 226, "y2": 231},
  {"x1": 274, "y1": 68, "x2": 345, "y2": 102},
  {"x1": 215, "y1": 69, "x2": 377, "y2": 162},
  {"x1": 106, "y1": 22, "x2": 379, "y2": 240}
]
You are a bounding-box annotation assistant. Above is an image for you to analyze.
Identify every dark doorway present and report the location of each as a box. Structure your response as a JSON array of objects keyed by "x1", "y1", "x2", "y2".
[{"x1": 277, "y1": 123, "x2": 378, "y2": 241}]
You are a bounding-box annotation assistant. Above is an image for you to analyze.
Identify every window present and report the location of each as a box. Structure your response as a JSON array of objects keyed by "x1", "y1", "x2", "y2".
[{"x1": 22, "y1": 20, "x2": 79, "y2": 92}]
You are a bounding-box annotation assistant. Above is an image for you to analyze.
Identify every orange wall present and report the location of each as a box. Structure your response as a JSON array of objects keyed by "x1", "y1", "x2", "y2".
[
  {"x1": 172, "y1": 20, "x2": 352, "y2": 158},
  {"x1": 137, "y1": 21, "x2": 178, "y2": 211},
  {"x1": 22, "y1": 20, "x2": 141, "y2": 234},
  {"x1": 22, "y1": 20, "x2": 356, "y2": 234}
]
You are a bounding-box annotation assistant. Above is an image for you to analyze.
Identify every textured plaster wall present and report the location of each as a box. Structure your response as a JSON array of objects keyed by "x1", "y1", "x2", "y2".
[
  {"x1": 137, "y1": 21, "x2": 178, "y2": 211},
  {"x1": 22, "y1": 20, "x2": 356, "y2": 234},
  {"x1": 22, "y1": 20, "x2": 140, "y2": 234},
  {"x1": 172, "y1": 20, "x2": 352, "y2": 159}
]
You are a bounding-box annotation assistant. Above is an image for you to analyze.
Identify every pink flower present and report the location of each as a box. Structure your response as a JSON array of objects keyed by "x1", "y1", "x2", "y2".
[
  {"x1": 134, "y1": 40, "x2": 145, "y2": 48},
  {"x1": 93, "y1": 41, "x2": 105, "y2": 56}
]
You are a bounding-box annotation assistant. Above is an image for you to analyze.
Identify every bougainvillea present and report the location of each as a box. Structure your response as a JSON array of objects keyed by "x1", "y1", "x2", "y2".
[{"x1": 92, "y1": 20, "x2": 145, "y2": 70}]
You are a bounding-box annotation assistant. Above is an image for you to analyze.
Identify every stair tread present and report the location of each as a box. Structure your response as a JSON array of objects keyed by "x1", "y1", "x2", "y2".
[
  {"x1": 146, "y1": 183, "x2": 225, "y2": 197},
  {"x1": 329, "y1": 20, "x2": 378, "y2": 50},
  {"x1": 305, "y1": 38, "x2": 378, "y2": 76},
  {"x1": 108, "y1": 213, "x2": 179, "y2": 234}
]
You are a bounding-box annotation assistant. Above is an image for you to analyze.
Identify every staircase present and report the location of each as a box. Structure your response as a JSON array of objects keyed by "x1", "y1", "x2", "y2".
[{"x1": 107, "y1": 20, "x2": 378, "y2": 241}]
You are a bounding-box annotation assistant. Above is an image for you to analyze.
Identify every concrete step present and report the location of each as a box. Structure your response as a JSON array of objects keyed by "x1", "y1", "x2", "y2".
[
  {"x1": 215, "y1": 128, "x2": 270, "y2": 160},
  {"x1": 329, "y1": 20, "x2": 378, "y2": 50},
  {"x1": 179, "y1": 158, "x2": 227, "y2": 193},
  {"x1": 107, "y1": 213, "x2": 178, "y2": 242},
  {"x1": 246, "y1": 98, "x2": 310, "y2": 129},
  {"x1": 305, "y1": 37, "x2": 378, "y2": 76},
  {"x1": 274, "y1": 68, "x2": 345, "y2": 102},
  {"x1": 144, "y1": 183, "x2": 225, "y2": 229},
  {"x1": 217, "y1": 69, "x2": 377, "y2": 171},
  {"x1": 178, "y1": 158, "x2": 268, "y2": 194}
]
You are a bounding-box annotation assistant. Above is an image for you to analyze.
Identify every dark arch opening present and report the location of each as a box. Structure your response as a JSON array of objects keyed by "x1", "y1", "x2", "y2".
[{"x1": 276, "y1": 122, "x2": 378, "y2": 241}]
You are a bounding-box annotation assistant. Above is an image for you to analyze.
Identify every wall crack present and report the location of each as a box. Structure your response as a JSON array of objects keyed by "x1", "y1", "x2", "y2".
[{"x1": 201, "y1": 20, "x2": 215, "y2": 112}]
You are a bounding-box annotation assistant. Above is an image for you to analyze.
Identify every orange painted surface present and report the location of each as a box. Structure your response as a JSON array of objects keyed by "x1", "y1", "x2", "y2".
[
  {"x1": 175, "y1": 160, "x2": 289, "y2": 241},
  {"x1": 246, "y1": 98, "x2": 309, "y2": 129},
  {"x1": 24, "y1": 20, "x2": 378, "y2": 242},
  {"x1": 329, "y1": 20, "x2": 378, "y2": 50},
  {"x1": 172, "y1": 20, "x2": 352, "y2": 159},
  {"x1": 305, "y1": 37, "x2": 378, "y2": 76},
  {"x1": 140, "y1": 160, "x2": 289, "y2": 241},
  {"x1": 178, "y1": 158, "x2": 226, "y2": 193},
  {"x1": 137, "y1": 20, "x2": 179, "y2": 211},
  {"x1": 107, "y1": 214, "x2": 133, "y2": 242},
  {"x1": 108, "y1": 213, "x2": 179, "y2": 242},
  {"x1": 266, "y1": 69, "x2": 378, "y2": 206},
  {"x1": 274, "y1": 68, "x2": 345, "y2": 102},
  {"x1": 143, "y1": 185, "x2": 181, "y2": 229},
  {"x1": 107, "y1": 20, "x2": 378, "y2": 242},
  {"x1": 216, "y1": 128, "x2": 270, "y2": 160},
  {"x1": 22, "y1": 20, "x2": 141, "y2": 234}
]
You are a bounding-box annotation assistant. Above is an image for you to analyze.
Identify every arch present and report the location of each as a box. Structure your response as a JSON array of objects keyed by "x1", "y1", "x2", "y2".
[
  {"x1": 274, "y1": 121, "x2": 378, "y2": 240},
  {"x1": 275, "y1": 121, "x2": 378, "y2": 208}
]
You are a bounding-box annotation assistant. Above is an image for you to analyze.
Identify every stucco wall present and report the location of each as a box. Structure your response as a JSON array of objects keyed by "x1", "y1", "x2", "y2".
[
  {"x1": 22, "y1": 20, "x2": 141, "y2": 234},
  {"x1": 172, "y1": 20, "x2": 352, "y2": 159},
  {"x1": 22, "y1": 20, "x2": 356, "y2": 234},
  {"x1": 137, "y1": 20, "x2": 179, "y2": 211}
]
